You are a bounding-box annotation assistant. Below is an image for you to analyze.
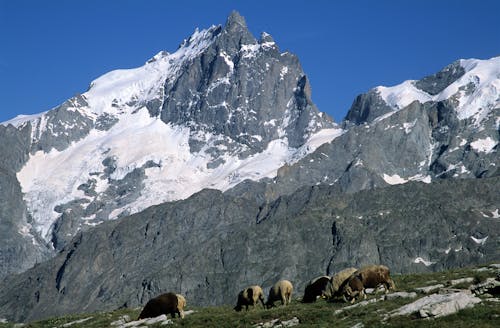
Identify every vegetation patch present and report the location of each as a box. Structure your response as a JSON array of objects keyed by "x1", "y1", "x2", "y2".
[{"x1": 0, "y1": 264, "x2": 498, "y2": 328}]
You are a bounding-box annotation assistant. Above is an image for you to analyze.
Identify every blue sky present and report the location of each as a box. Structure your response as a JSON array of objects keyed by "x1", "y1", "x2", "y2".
[{"x1": 1, "y1": 0, "x2": 499, "y2": 123}]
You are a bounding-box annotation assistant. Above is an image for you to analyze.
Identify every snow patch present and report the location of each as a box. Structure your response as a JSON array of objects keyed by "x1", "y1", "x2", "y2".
[
  {"x1": 471, "y1": 236, "x2": 488, "y2": 245},
  {"x1": 470, "y1": 137, "x2": 497, "y2": 153},
  {"x1": 414, "y1": 257, "x2": 436, "y2": 266},
  {"x1": 377, "y1": 80, "x2": 431, "y2": 109},
  {"x1": 280, "y1": 66, "x2": 288, "y2": 80},
  {"x1": 0, "y1": 111, "x2": 48, "y2": 128}
]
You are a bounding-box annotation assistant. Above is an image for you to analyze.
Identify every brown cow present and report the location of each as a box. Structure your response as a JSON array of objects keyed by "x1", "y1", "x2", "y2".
[
  {"x1": 234, "y1": 285, "x2": 265, "y2": 311},
  {"x1": 342, "y1": 265, "x2": 396, "y2": 303},
  {"x1": 302, "y1": 276, "x2": 331, "y2": 303},
  {"x1": 138, "y1": 292, "x2": 184, "y2": 319},
  {"x1": 265, "y1": 280, "x2": 293, "y2": 308}
]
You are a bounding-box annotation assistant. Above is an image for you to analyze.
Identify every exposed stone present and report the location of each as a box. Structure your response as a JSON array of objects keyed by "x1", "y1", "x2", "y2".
[
  {"x1": 470, "y1": 277, "x2": 500, "y2": 296},
  {"x1": 350, "y1": 323, "x2": 364, "y2": 328},
  {"x1": 254, "y1": 317, "x2": 300, "y2": 328},
  {"x1": 110, "y1": 315, "x2": 131, "y2": 326},
  {"x1": 384, "y1": 292, "x2": 417, "y2": 300},
  {"x1": 449, "y1": 277, "x2": 475, "y2": 286},
  {"x1": 415, "y1": 284, "x2": 445, "y2": 294},
  {"x1": 115, "y1": 314, "x2": 172, "y2": 328},
  {"x1": 389, "y1": 292, "x2": 481, "y2": 318},
  {"x1": 61, "y1": 317, "x2": 93, "y2": 327},
  {"x1": 334, "y1": 297, "x2": 384, "y2": 315}
]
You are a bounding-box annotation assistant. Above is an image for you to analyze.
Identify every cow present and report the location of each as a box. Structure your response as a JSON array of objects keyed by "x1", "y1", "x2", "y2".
[
  {"x1": 342, "y1": 265, "x2": 396, "y2": 303},
  {"x1": 265, "y1": 280, "x2": 293, "y2": 308},
  {"x1": 302, "y1": 276, "x2": 331, "y2": 303},
  {"x1": 234, "y1": 285, "x2": 265, "y2": 311},
  {"x1": 138, "y1": 292, "x2": 185, "y2": 319}
]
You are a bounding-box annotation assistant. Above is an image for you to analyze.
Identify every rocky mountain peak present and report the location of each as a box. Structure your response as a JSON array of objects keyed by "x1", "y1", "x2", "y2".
[
  {"x1": 414, "y1": 60, "x2": 465, "y2": 95},
  {"x1": 1, "y1": 11, "x2": 338, "y2": 253},
  {"x1": 225, "y1": 10, "x2": 248, "y2": 30}
]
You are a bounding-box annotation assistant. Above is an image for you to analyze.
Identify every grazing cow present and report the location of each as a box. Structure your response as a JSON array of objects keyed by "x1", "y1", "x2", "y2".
[
  {"x1": 302, "y1": 276, "x2": 331, "y2": 303},
  {"x1": 342, "y1": 265, "x2": 396, "y2": 303},
  {"x1": 266, "y1": 280, "x2": 294, "y2": 308},
  {"x1": 323, "y1": 267, "x2": 357, "y2": 299},
  {"x1": 138, "y1": 292, "x2": 184, "y2": 319},
  {"x1": 234, "y1": 285, "x2": 265, "y2": 311}
]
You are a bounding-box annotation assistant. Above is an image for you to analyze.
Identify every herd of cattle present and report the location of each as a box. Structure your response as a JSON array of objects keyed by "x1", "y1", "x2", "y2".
[{"x1": 138, "y1": 264, "x2": 396, "y2": 319}]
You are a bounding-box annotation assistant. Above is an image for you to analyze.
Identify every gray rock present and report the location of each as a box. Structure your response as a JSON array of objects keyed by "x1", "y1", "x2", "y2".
[
  {"x1": 449, "y1": 277, "x2": 474, "y2": 286},
  {"x1": 414, "y1": 60, "x2": 465, "y2": 95},
  {"x1": 344, "y1": 90, "x2": 394, "y2": 124},
  {"x1": 470, "y1": 277, "x2": 500, "y2": 296},
  {"x1": 389, "y1": 292, "x2": 481, "y2": 318},
  {"x1": 254, "y1": 317, "x2": 300, "y2": 328},
  {"x1": 29, "y1": 94, "x2": 94, "y2": 153},
  {"x1": 60, "y1": 317, "x2": 93, "y2": 327},
  {"x1": 350, "y1": 323, "x2": 364, "y2": 328},
  {"x1": 415, "y1": 284, "x2": 445, "y2": 294},
  {"x1": 384, "y1": 292, "x2": 417, "y2": 300},
  {"x1": 334, "y1": 297, "x2": 384, "y2": 315}
]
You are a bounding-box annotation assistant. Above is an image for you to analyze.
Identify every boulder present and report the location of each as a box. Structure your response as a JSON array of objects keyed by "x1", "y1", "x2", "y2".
[{"x1": 389, "y1": 292, "x2": 481, "y2": 318}]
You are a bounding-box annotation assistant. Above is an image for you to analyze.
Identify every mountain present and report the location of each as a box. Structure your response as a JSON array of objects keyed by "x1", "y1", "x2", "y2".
[
  {"x1": 0, "y1": 11, "x2": 339, "y2": 270},
  {"x1": 0, "y1": 11, "x2": 498, "y2": 323}
]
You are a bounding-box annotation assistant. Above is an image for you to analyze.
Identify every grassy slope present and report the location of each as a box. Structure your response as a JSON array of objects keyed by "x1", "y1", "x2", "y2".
[{"x1": 1, "y1": 265, "x2": 499, "y2": 328}]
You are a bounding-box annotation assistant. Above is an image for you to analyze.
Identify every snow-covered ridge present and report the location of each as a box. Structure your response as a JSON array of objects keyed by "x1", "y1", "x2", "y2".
[
  {"x1": 83, "y1": 26, "x2": 220, "y2": 118},
  {"x1": 376, "y1": 56, "x2": 500, "y2": 125},
  {"x1": 17, "y1": 106, "x2": 343, "y2": 241},
  {"x1": 1, "y1": 112, "x2": 48, "y2": 128}
]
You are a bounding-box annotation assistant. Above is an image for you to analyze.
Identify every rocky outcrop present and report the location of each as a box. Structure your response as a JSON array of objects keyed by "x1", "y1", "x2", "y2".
[{"x1": 388, "y1": 291, "x2": 481, "y2": 318}]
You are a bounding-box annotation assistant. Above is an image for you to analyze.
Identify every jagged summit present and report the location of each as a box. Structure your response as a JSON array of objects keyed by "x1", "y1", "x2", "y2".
[
  {"x1": 260, "y1": 32, "x2": 275, "y2": 44},
  {"x1": 225, "y1": 10, "x2": 248, "y2": 30}
]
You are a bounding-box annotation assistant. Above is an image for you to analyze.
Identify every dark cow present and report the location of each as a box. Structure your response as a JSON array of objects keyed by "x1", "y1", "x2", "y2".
[
  {"x1": 302, "y1": 276, "x2": 331, "y2": 303},
  {"x1": 138, "y1": 292, "x2": 184, "y2": 319}
]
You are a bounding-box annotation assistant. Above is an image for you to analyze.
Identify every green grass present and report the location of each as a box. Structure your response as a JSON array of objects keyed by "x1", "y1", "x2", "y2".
[{"x1": 1, "y1": 264, "x2": 498, "y2": 328}]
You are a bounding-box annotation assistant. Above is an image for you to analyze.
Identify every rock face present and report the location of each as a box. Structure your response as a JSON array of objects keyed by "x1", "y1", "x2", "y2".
[
  {"x1": 0, "y1": 124, "x2": 51, "y2": 278},
  {"x1": 160, "y1": 12, "x2": 331, "y2": 150},
  {"x1": 0, "y1": 176, "x2": 498, "y2": 322}
]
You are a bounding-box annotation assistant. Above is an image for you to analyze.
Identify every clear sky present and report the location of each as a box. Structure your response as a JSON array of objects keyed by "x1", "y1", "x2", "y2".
[{"x1": 1, "y1": 0, "x2": 499, "y2": 123}]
